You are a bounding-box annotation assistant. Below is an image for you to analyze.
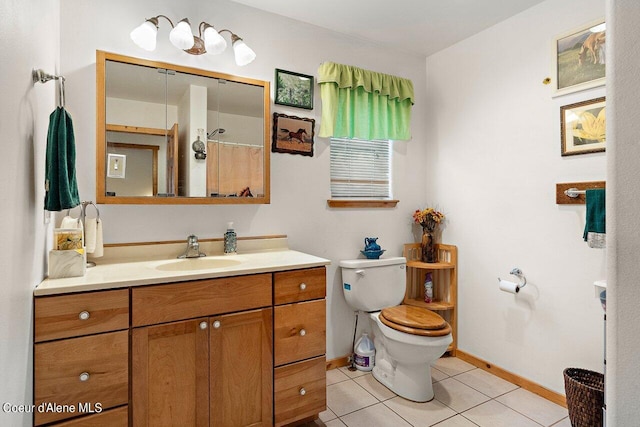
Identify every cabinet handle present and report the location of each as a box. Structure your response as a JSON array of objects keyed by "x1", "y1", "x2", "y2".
[
  {"x1": 199, "y1": 321, "x2": 208, "y2": 330},
  {"x1": 299, "y1": 387, "x2": 306, "y2": 396},
  {"x1": 299, "y1": 329, "x2": 306, "y2": 337},
  {"x1": 78, "y1": 311, "x2": 90, "y2": 321},
  {"x1": 79, "y1": 372, "x2": 90, "y2": 382},
  {"x1": 299, "y1": 283, "x2": 307, "y2": 290},
  {"x1": 212, "y1": 320, "x2": 221, "y2": 329}
]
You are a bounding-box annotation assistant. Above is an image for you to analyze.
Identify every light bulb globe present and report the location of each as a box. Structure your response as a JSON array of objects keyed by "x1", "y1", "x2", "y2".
[
  {"x1": 169, "y1": 19, "x2": 195, "y2": 50},
  {"x1": 203, "y1": 27, "x2": 227, "y2": 54},
  {"x1": 130, "y1": 21, "x2": 158, "y2": 51},
  {"x1": 233, "y1": 39, "x2": 256, "y2": 66}
]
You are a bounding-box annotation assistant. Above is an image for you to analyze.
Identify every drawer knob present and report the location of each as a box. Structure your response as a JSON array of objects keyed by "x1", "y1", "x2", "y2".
[
  {"x1": 299, "y1": 329, "x2": 306, "y2": 337},
  {"x1": 79, "y1": 372, "x2": 90, "y2": 382},
  {"x1": 78, "y1": 311, "x2": 90, "y2": 321},
  {"x1": 299, "y1": 387, "x2": 306, "y2": 396},
  {"x1": 212, "y1": 320, "x2": 221, "y2": 329},
  {"x1": 200, "y1": 321, "x2": 208, "y2": 330},
  {"x1": 299, "y1": 283, "x2": 307, "y2": 290}
]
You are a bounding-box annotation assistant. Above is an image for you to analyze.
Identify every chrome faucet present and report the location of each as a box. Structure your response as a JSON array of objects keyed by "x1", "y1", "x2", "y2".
[{"x1": 178, "y1": 234, "x2": 206, "y2": 259}]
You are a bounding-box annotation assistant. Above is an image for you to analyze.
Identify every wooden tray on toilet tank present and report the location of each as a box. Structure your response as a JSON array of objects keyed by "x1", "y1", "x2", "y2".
[{"x1": 403, "y1": 243, "x2": 457, "y2": 355}]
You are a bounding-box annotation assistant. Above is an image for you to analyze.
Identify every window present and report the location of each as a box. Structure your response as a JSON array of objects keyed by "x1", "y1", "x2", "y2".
[{"x1": 329, "y1": 138, "x2": 397, "y2": 207}]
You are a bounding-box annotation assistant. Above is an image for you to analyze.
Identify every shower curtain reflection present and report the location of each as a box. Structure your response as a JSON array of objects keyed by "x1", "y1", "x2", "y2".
[{"x1": 207, "y1": 142, "x2": 264, "y2": 197}]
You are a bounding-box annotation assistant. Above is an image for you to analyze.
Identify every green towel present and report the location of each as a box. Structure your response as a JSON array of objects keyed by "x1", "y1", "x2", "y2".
[
  {"x1": 583, "y1": 188, "x2": 605, "y2": 241},
  {"x1": 44, "y1": 107, "x2": 80, "y2": 211}
]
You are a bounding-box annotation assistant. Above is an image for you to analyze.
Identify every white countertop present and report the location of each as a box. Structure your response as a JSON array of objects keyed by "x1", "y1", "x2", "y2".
[{"x1": 35, "y1": 248, "x2": 330, "y2": 296}]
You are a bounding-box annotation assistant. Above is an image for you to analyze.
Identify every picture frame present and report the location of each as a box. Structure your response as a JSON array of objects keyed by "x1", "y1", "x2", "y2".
[
  {"x1": 272, "y1": 113, "x2": 315, "y2": 157},
  {"x1": 274, "y1": 69, "x2": 314, "y2": 110},
  {"x1": 553, "y1": 19, "x2": 606, "y2": 97},
  {"x1": 560, "y1": 97, "x2": 606, "y2": 156}
]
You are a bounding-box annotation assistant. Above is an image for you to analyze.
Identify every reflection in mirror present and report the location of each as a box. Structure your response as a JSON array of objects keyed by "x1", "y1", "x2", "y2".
[{"x1": 96, "y1": 50, "x2": 270, "y2": 204}]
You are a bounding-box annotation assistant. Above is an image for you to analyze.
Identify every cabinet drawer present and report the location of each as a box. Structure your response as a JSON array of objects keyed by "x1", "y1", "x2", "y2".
[
  {"x1": 274, "y1": 299, "x2": 326, "y2": 366},
  {"x1": 35, "y1": 289, "x2": 129, "y2": 342},
  {"x1": 34, "y1": 331, "x2": 129, "y2": 425},
  {"x1": 274, "y1": 267, "x2": 326, "y2": 305},
  {"x1": 49, "y1": 406, "x2": 128, "y2": 426},
  {"x1": 132, "y1": 274, "x2": 272, "y2": 327},
  {"x1": 275, "y1": 356, "x2": 326, "y2": 427}
]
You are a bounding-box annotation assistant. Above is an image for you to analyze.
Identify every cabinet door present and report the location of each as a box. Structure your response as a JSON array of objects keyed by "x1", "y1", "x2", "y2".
[
  {"x1": 210, "y1": 308, "x2": 273, "y2": 427},
  {"x1": 132, "y1": 318, "x2": 210, "y2": 427}
]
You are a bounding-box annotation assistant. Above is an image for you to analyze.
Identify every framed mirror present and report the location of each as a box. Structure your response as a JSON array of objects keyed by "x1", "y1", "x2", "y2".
[{"x1": 96, "y1": 51, "x2": 270, "y2": 204}]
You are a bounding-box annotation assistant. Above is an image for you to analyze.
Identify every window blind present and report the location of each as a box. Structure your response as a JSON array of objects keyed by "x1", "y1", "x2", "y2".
[{"x1": 330, "y1": 138, "x2": 391, "y2": 199}]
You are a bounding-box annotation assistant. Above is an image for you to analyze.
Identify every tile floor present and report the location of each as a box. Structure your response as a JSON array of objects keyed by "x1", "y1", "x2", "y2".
[{"x1": 319, "y1": 357, "x2": 570, "y2": 427}]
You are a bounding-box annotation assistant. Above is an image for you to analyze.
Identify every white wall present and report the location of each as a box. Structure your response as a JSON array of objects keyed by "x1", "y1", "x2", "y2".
[
  {"x1": 425, "y1": 0, "x2": 606, "y2": 393},
  {"x1": 58, "y1": 0, "x2": 429, "y2": 361},
  {"x1": 605, "y1": 1, "x2": 640, "y2": 425},
  {"x1": 186, "y1": 85, "x2": 208, "y2": 197},
  {"x1": 0, "y1": 0, "x2": 59, "y2": 426}
]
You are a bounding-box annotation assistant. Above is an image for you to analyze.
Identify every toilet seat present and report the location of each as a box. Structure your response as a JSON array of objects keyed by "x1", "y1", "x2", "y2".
[{"x1": 379, "y1": 305, "x2": 451, "y2": 337}]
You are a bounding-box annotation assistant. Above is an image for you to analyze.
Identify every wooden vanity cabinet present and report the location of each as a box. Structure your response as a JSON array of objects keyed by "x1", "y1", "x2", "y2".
[
  {"x1": 35, "y1": 266, "x2": 327, "y2": 427},
  {"x1": 273, "y1": 267, "x2": 327, "y2": 426},
  {"x1": 33, "y1": 289, "x2": 130, "y2": 426},
  {"x1": 132, "y1": 274, "x2": 273, "y2": 427}
]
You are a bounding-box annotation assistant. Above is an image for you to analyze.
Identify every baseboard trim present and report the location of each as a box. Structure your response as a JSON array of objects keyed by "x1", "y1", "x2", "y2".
[
  {"x1": 326, "y1": 355, "x2": 350, "y2": 371},
  {"x1": 455, "y1": 349, "x2": 567, "y2": 408}
]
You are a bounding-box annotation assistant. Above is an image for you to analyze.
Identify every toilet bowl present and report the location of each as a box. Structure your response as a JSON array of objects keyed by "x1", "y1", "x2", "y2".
[
  {"x1": 370, "y1": 310, "x2": 451, "y2": 401},
  {"x1": 340, "y1": 257, "x2": 452, "y2": 402}
]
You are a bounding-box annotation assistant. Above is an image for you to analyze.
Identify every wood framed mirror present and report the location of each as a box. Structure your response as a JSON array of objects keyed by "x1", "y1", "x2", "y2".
[{"x1": 96, "y1": 50, "x2": 270, "y2": 204}]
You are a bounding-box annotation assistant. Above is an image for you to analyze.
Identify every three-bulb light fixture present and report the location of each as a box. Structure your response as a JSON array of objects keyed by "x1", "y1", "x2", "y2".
[{"x1": 130, "y1": 15, "x2": 256, "y2": 66}]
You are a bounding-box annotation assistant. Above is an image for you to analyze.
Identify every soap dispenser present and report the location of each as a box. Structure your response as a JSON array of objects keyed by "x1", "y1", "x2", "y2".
[{"x1": 224, "y1": 222, "x2": 237, "y2": 255}]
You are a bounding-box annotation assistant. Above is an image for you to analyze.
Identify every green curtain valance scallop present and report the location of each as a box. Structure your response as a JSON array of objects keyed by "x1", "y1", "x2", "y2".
[{"x1": 318, "y1": 62, "x2": 414, "y2": 141}]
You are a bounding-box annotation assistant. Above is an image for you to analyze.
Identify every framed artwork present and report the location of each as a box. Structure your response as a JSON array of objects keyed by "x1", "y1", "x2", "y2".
[
  {"x1": 274, "y1": 69, "x2": 314, "y2": 110},
  {"x1": 272, "y1": 113, "x2": 315, "y2": 157},
  {"x1": 553, "y1": 20, "x2": 606, "y2": 96},
  {"x1": 561, "y1": 97, "x2": 606, "y2": 156}
]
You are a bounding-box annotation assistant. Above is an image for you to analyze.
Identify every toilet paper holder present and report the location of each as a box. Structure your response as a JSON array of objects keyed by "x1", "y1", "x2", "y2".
[{"x1": 498, "y1": 268, "x2": 527, "y2": 290}]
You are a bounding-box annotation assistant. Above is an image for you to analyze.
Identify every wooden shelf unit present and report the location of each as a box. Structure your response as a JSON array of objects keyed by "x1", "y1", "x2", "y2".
[{"x1": 403, "y1": 243, "x2": 457, "y2": 355}]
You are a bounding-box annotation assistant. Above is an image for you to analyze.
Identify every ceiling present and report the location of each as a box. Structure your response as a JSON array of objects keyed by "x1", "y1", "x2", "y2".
[{"x1": 229, "y1": 0, "x2": 546, "y2": 57}]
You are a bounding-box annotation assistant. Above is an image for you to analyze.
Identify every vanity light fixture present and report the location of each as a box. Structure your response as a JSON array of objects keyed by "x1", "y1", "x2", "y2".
[{"x1": 130, "y1": 15, "x2": 256, "y2": 66}]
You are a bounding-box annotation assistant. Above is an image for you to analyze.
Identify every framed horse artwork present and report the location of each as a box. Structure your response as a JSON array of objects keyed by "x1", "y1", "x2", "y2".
[
  {"x1": 553, "y1": 19, "x2": 606, "y2": 97},
  {"x1": 272, "y1": 113, "x2": 315, "y2": 157}
]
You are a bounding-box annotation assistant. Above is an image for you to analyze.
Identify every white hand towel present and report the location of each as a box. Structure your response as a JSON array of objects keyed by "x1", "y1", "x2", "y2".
[
  {"x1": 85, "y1": 218, "x2": 97, "y2": 253},
  {"x1": 60, "y1": 215, "x2": 81, "y2": 229},
  {"x1": 92, "y1": 218, "x2": 104, "y2": 258}
]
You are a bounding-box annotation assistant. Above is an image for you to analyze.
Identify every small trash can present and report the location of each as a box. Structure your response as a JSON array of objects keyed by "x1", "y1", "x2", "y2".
[{"x1": 563, "y1": 368, "x2": 604, "y2": 427}]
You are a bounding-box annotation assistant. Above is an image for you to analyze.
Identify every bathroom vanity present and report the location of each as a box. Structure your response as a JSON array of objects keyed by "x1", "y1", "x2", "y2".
[{"x1": 33, "y1": 237, "x2": 329, "y2": 426}]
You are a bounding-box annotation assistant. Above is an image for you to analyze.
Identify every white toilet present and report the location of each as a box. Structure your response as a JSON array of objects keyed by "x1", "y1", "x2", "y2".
[{"x1": 340, "y1": 257, "x2": 452, "y2": 402}]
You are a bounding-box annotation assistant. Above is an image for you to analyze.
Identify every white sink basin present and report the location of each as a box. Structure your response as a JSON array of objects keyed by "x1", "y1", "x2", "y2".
[{"x1": 155, "y1": 257, "x2": 243, "y2": 272}]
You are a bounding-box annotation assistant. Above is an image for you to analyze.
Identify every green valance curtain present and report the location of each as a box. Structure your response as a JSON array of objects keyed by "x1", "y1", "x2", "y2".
[{"x1": 318, "y1": 62, "x2": 414, "y2": 141}]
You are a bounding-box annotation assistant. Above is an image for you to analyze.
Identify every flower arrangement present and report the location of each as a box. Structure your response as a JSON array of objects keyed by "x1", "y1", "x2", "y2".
[
  {"x1": 412, "y1": 207, "x2": 445, "y2": 232},
  {"x1": 413, "y1": 207, "x2": 445, "y2": 263}
]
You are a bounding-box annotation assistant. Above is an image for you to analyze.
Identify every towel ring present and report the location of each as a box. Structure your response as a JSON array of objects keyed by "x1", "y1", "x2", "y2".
[
  {"x1": 83, "y1": 202, "x2": 100, "y2": 220},
  {"x1": 64, "y1": 201, "x2": 100, "y2": 224},
  {"x1": 64, "y1": 205, "x2": 83, "y2": 225}
]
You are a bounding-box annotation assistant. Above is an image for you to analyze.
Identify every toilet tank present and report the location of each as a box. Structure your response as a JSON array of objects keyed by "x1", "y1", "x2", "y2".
[{"x1": 339, "y1": 257, "x2": 406, "y2": 312}]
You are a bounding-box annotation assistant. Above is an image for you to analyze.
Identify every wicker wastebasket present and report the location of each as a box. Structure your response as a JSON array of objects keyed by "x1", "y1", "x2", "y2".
[{"x1": 563, "y1": 368, "x2": 604, "y2": 427}]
